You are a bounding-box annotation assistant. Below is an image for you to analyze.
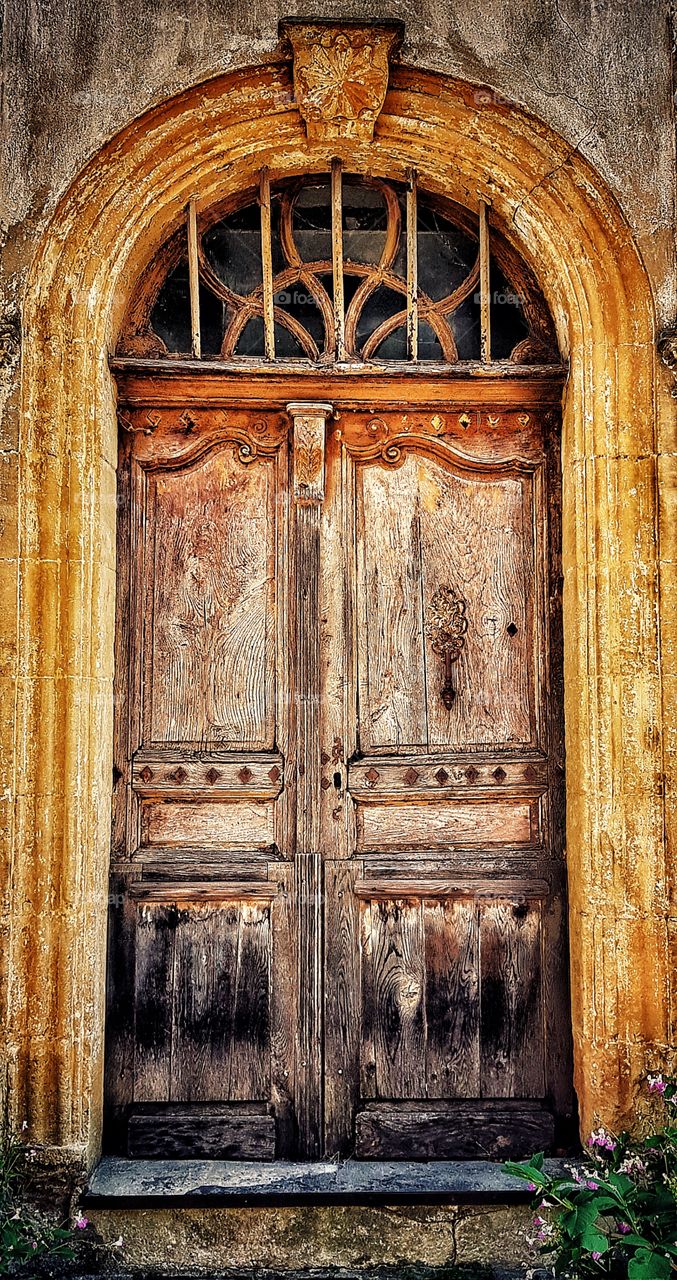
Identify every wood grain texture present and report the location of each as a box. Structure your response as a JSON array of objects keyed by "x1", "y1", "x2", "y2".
[
  {"x1": 357, "y1": 799, "x2": 534, "y2": 850},
  {"x1": 355, "y1": 1100, "x2": 555, "y2": 1160},
  {"x1": 171, "y1": 904, "x2": 240, "y2": 1100},
  {"x1": 128, "y1": 1106, "x2": 275, "y2": 1159},
  {"x1": 480, "y1": 899, "x2": 544, "y2": 1098},
  {"x1": 356, "y1": 450, "x2": 536, "y2": 751},
  {"x1": 362, "y1": 899, "x2": 427, "y2": 1099},
  {"x1": 141, "y1": 800, "x2": 274, "y2": 850},
  {"x1": 133, "y1": 903, "x2": 176, "y2": 1101},
  {"x1": 424, "y1": 898, "x2": 480, "y2": 1097},
  {"x1": 357, "y1": 459, "x2": 428, "y2": 749},
  {"x1": 144, "y1": 447, "x2": 276, "y2": 748}
]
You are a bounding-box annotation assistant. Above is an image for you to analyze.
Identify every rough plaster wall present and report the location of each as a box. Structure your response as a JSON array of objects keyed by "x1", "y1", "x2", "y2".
[{"x1": 1, "y1": 0, "x2": 675, "y2": 314}]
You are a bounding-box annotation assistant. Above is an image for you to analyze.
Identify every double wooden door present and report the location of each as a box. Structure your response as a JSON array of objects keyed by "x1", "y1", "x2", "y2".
[{"x1": 105, "y1": 369, "x2": 574, "y2": 1160}]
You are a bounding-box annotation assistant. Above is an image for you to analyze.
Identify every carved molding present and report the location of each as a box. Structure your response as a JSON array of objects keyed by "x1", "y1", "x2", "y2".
[
  {"x1": 117, "y1": 406, "x2": 290, "y2": 465},
  {"x1": 657, "y1": 324, "x2": 677, "y2": 396},
  {"x1": 281, "y1": 22, "x2": 401, "y2": 142},
  {"x1": 287, "y1": 401, "x2": 333, "y2": 503}
]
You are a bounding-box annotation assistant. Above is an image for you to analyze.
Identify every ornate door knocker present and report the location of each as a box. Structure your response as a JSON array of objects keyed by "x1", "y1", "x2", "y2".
[{"x1": 426, "y1": 586, "x2": 468, "y2": 708}]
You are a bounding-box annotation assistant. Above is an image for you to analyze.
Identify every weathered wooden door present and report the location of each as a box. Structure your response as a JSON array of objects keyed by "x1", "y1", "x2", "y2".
[{"x1": 106, "y1": 370, "x2": 574, "y2": 1160}]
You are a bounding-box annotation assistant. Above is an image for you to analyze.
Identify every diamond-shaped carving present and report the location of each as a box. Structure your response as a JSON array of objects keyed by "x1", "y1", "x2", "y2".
[
  {"x1": 268, "y1": 766, "x2": 281, "y2": 783},
  {"x1": 493, "y1": 767, "x2": 507, "y2": 783},
  {"x1": 523, "y1": 764, "x2": 537, "y2": 781},
  {"x1": 238, "y1": 766, "x2": 253, "y2": 784},
  {"x1": 507, "y1": 622, "x2": 518, "y2": 636},
  {"x1": 169, "y1": 766, "x2": 187, "y2": 784},
  {"x1": 205, "y1": 768, "x2": 220, "y2": 785},
  {"x1": 434, "y1": 768, "x2": 449, "y2": 785},
  {"x1": 321, "y1": 777, "x2": 331, "y2": 790},
  {"x1": 365, "y1": 768, "x2": 380, "y2": 785},
  {"x1": 139, "y1": 766, "x2": 153, "y2": 784},
  {"x1": 403, "y1": 768, "x2": 419, "y2": 786},
  {"x1": 465, "y1": 766, "x2": 480, "y2": 783}
]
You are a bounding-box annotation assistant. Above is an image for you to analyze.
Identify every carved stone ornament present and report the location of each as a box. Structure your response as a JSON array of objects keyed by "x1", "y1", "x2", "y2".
[
  {"x1": 657, "y1": 324, "x2": 677, "y2": 397},
  {"x1": 281, "y1": 21, "x2": 402, "y2": 142}
]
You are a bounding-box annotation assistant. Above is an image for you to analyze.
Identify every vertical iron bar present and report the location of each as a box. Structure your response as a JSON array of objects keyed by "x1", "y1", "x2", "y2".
[
  {"x1": 479, "y1": 196, "x2": 491, "y2": 364},
  {"x1": 260, "y1": 167, "x2": 276, "y2": 361},
  {"x1": 331, "y1": 158, "x2": 346, "y2": 361},
  {"x1": 406, "y1": 169, "x2": 419, "y2": 362},
  {"x1": 187, "y1": 198, "x2": 201, "y2": 360}
]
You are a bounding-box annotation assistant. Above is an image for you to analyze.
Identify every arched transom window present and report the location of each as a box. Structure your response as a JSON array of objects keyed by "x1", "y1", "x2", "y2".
[{"x1": 118, "y1": 165, "x2": 559, "y2": 367}]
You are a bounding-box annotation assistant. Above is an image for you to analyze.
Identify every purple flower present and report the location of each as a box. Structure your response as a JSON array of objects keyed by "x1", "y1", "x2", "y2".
[
  {"x1": 526, "y1": 1181, "x2": 537, "y2": 1191},
  {"x1": 74, "y1": 1215, "x2": 89, "y2": 1230},
  {"x1": 592, "y1": 1251, "x2": 603, "y2": 1261},
  {"x1": 586, "y1": 1179, "x2": 599, "y2": 1190},
  {"x1": 648, "y1": 1074, "x2": 667, "y2": 1095},
  {"x1": 616, "y1": 1221, "x2": 631, "y2": 1234}
]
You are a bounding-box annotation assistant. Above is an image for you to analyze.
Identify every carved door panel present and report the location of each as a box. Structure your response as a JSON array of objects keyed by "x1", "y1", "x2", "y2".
[{"x1": 321, "y1": 404, "x2": 574, "y2": 1159}]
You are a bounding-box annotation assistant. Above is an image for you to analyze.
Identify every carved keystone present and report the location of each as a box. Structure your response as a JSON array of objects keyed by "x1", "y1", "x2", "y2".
[{"x1": 281, "y1": 21, "x2": 402, "y2": 143}]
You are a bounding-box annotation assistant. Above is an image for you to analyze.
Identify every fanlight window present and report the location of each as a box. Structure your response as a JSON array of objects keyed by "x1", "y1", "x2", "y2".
[{"x1": 118, "y1": 166, "x2": 559, "y2": 366}]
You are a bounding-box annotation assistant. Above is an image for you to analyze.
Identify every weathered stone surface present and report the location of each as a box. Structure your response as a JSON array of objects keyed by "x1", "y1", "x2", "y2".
[
  {"x1": 85, "y1": 1202, "x2": 530, "y2": 1272},
  {"x1": 86, "y1": 1157, "x2": 568, "y2": 1204}
]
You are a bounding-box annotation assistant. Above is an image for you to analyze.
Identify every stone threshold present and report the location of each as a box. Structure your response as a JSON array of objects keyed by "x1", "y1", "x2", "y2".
[{"x1": 84, "y1": 1157, "x2": 568, "y2": 1208}]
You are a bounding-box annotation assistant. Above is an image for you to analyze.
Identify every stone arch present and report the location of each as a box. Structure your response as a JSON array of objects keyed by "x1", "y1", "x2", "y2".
[{"x1": 10, "y1": 58, "x2": 667, "y2": 1164}]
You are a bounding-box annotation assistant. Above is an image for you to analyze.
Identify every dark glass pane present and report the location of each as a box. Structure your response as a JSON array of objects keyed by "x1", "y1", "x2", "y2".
[
  {"x1": 234, "y1": 315, "x2": 265, "y2": 358},
  {"x1": 274, "y1": 285, "x2": 326, "y2": 354},
  {"x1": 273, "y1": 321, "x2": 307, "y2": 359},
  {"x1": 342, "y1": 180, "x2": 393, "y2": 267},
  {"x1": 355, "y1": 284, "x2": 406, "y2": 357},
  {"x1": 202, "y1": 211, "x2": 262, "y2": 297},
  {"x1": 150, "y1": 259, "x2": 225, "y2": 356},
  {"x1": 371, "y1": 323, "x2": 407, "y2": 360},
  {"x1": 418, "y1": 320, "x2": 444, "y2": 361},
  {"x1": 292, "y1": 181, "x2": 332, "y2": 263},
  {"x1": 449, "y1": 293, "x2": 481, "y2": 361},
  {"x1": 417, "y1": 202, "x2": 478, "y2": 304},
  {"x1": 489, "y1": 260, "x2": 529, "y2": 359}
]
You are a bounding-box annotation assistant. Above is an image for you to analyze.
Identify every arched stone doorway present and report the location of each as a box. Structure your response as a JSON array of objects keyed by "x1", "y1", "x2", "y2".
[{"x1": 8, "y1": 32, "x2": 666, "y2": 1171}]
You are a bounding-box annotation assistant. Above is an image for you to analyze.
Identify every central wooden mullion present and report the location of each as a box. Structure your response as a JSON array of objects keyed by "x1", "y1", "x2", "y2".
[
  {"x1": 287, "y1": 400, "x2": 332, "y2": 1157},
  {"x1": 294, "y1": 502, "x2": 323, "y2": 1156}
]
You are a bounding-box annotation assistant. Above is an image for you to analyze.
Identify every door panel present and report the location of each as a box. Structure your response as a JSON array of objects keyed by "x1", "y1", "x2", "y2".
[
  {"x1": 144, "y1": 449, "x2": 277, "y2": 748},
  {"x1": 106, "y1": 419, "x2": 294, "y2": 1158},
  {"x1": 107, "y1": 381, "x2": 573, "y2": 1161},
  {"x1": 356, "y1": 453, "x2": 537, "y2": 751}
]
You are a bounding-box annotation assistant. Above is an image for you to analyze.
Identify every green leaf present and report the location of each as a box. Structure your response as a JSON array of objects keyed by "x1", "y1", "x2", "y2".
[
  {"x1": 628, "y1": 1249, "x2": 672, "y2": 1279},
  {"x1": 580, "y1": 1227, "x2": 608, "y2": 1253}
]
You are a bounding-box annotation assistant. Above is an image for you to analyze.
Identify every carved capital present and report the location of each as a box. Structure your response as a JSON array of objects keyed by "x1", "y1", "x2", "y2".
[
  {"x1": 281, "y1": 21, "x2": 402, "y2": 142},
  {"x1": 658, "y1": 324, "x2": 677, "y2": 396}
]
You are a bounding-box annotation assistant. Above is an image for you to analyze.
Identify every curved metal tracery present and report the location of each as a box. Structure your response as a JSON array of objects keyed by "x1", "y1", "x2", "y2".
[{"x1": 118, "y1": 170, "x2": 559, "y2": 366}]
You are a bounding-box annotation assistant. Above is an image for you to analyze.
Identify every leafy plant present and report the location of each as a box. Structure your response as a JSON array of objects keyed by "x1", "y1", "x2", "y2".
[
  {"x1": 504, "y1": 1074, "x2": 677, "y2": 1278},
  {"x1": 0, "y1": 1122, "x2": 94, "y2": 1276}
]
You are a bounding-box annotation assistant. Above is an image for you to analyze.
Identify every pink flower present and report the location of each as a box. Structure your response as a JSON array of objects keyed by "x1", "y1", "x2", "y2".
[
  {"x1": 526, "y1": 1181, "x2": 537, "y2": 1191},
  {"x1": 616, "y1": 1221, "x2": 631, "y2": 1234},
  {"x1": 648, "y1": 1074, "x2": 667, "y2": 1095},
  {"x1": 74, "y1": 1215, "x2": 89, "y2": 1230},
  {"x1": 586, "y1": 1179, "x2": 599, "y2": 1190},
  {"x1": 592, "y1": 1251, "x2": 603, "y2": 1260}
]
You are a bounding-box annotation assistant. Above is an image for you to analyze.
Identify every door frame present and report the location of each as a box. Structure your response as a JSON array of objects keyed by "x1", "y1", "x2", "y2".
[{"x1": 7, "y1": 61, "x2": 667, "y2": 1167}]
